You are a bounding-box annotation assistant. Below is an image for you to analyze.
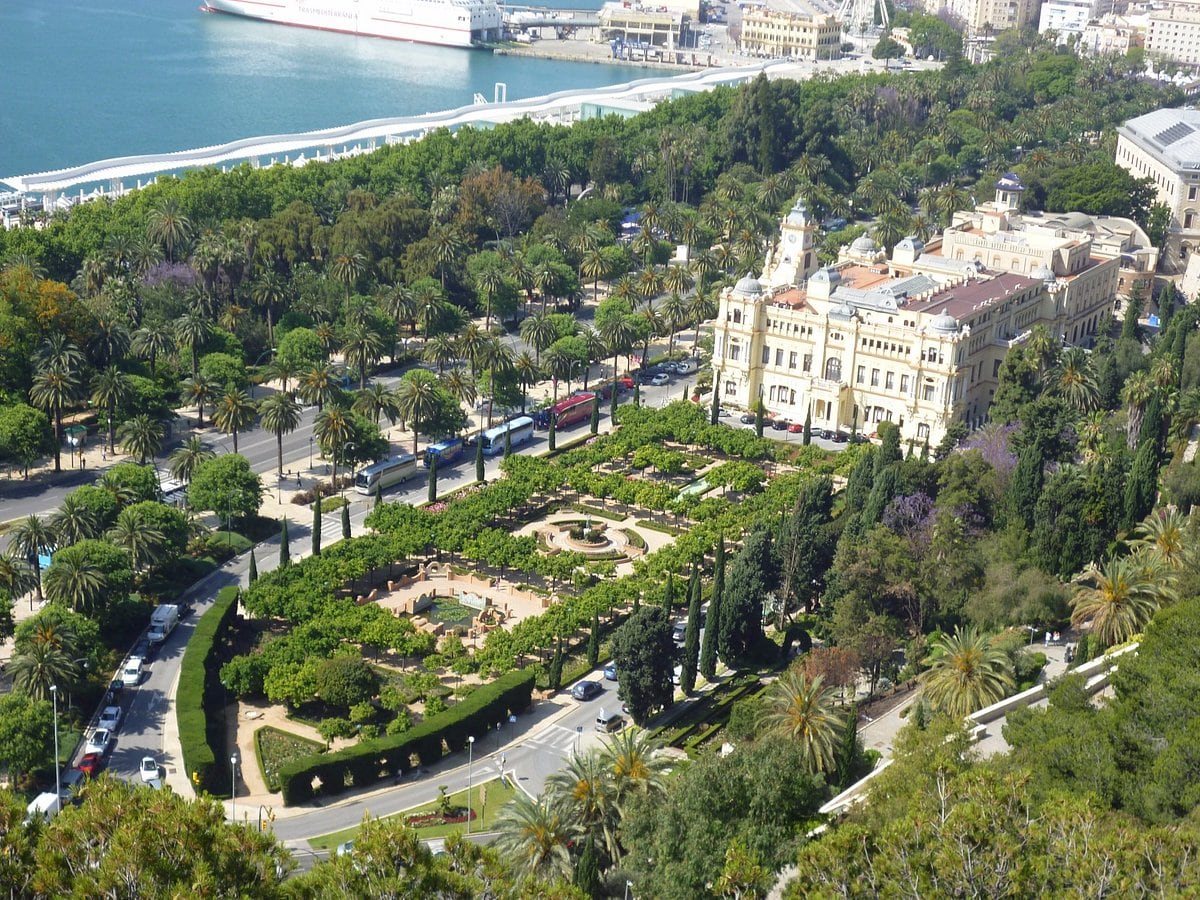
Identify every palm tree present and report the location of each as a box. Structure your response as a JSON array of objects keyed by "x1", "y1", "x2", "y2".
[
  {"x1": 328, "y1": 251, "x2": 368, "y2": 299},
  {"x1": 175, "y1": 312, "x2": 212, "y2": 380},
  {"x1": 414, "y1": 280, "x2": 446, "y2": 338},
  {"x1": 340, "y1": 321, "x2": 385, "y2": 390},
  {"x1": 264, "y1": 357, "x2": 301, "y2": 397},
  {"x1": 758, "y1": 670, "x2": 846, "y2": 774},
  {"x1": 180, "y1": 375, "x2": 220, "y2": 428},
  {"x1": 259, "y1": 392, "x2": 302, "y2": 480},
  {"x1": 30, "y1": 365, "x2": 82, "y2": 474},
  {"x1": 49, "y1": 494, "x2": 99, "y2": 547},
  {"x1": 1045, "y1": 347, "x2": 1099, "y2": 413},
  {"x1": 601, "y1": 315, "x2": 637, "y2": 386},
  {"x1": 514, "y1": 351, "x2": 541, "y2": 414},
  {"x1": 921, "y1": 627, "x2": 1015, "y2": 718},
  {"x1": 108, "y1": 506, "x2": 166, "y2": 573},
  {"x1": 34, "y1": 334, "x2": 86, "y2": 374},
  {"x1": 382, "y1": 283, "x2": 417, "y2": 342},
  {"x1": 298, "y1": 364, "x2": 339, "y2": 411},
  {"x1": 146, "y1": 199, "x2": 194, "y2": 261},
  {"x1": 87, "y1": 317, "x2": 130, "y2": 370},
  {"x1": 545, "y1": 751, "x2": 620, "y2": 862},
  {"x1": 314, "y1": 406, "x2": 353, "y2": 489},
  {"x1": 1071, "y1": 555, "x2": 1167, "y2": 647},
  {"x1": 10, "y1": 516, "x2": 56, "y2": 605},
  {"x1": 131, "y1": 323, "x2": 175, "y2": 373},
  {"x1": 429, "y1": 225, "x2": 467, "y2": 291},
  {"x1": 96, "y1": 470, "x2": 137, "y2": 509},
  {"x1": 43, "y1": 553, "x2": 105, "y2": 613},
  {"x1": 118, "y1": 415, "x2": 164, "y2": 465},
  {"x1": 1122, "y1": 371, "x2": 1154, "y2": 450},
  {"x1": 212, "y1": 387, "x2": 258, "y2": 453},
  {"x1": 492, "y1": 792, "x2": 578, "y2": 883},
  {"x1": 687, "y1": 289, "x2": 717, "y2": 353},
  {"x1": 520, "y1": 312, "x2": 557, "y2": 365},
  {"x1": 8, "y1": 642, "x2": 79, "y2": 702},
  {"x1": 659, "y1": 292, "x2": 690, "y2": 358},
  {"x1": 90, "y1": 366, "x2": 131, "y2": 455},
  {"x1": 351, "y1": 384, "x2": 400, "y2": 427},
  {"x1": 250, "y1": 271, "x2": 288, "y2": 347},
  {"x1": 167, "y1": 436, "x2": 215, "y2": 486},
  {"x1": 441, "y1": 369, "x2": 478, "y2": 410},
  {"x1": 581, "y1": 248, "x2": 608, "y2": 303},
  {"x1": 599, "y1": 727, "x2": 670, "y2": 816},
  {"x1": 0, "y1": 551, "x2": 35, "y2": 604},
  {"x1": 394, "y1": 376, "x2": 439, "y2": 454},
  {"x1": 423, "y1": 334, "x2": 459, "y2": 374},
  {"x1": 662, "y1": 264, "x2": 694, "y2": 299},
  {"x1": 458, "y1": 323, "x2": 490, "y2": 377},
  {"x1": 474, "y1": 261, "x2": 506, "y2": 332},
  {"x1": 1131, "y1": 508, "x2": 1196, "y2": 572}
]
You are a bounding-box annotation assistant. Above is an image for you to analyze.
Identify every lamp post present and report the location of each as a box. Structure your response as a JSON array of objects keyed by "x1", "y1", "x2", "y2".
[
  {"x1": 340, "y1": 442, "x2": 357, "y2": 498},
  {"x1": 467, "y1": 735, "x2": 475, "y2": 835},
  {"x1": 230, "y1": 754, "x2": 238, "y2": 824},
  {"x1": 50, "y1": 684, "x2": 60, "y2": 808},
  {"x1": 308, "y1": 436, "x2": 314, "y2": 470},
  {"x1": 624, "y1": 881, "x2": 633, "y2": 900}
]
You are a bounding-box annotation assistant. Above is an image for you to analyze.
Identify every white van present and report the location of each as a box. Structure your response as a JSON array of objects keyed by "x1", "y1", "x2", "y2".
[
  {"x1": 595, "y1": 709, "x2": 625, "y2": 733},
  {"x1": 25, "y1": 792, "x2": 60, "y2": 824},
  {"x1": 121, "y1": 656, "x2": 143, "y2": 687}
]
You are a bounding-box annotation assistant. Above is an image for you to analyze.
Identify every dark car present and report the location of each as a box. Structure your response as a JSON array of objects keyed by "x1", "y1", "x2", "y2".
[
  {"x1": 818, "y1": 428, "x2": 835, "y2": 440},
  {"x1": 572, "y1": 680, "x2": 603, "y2": 701},
  {"x1": 771, "y1": 419, "x2": 789, "y2": 431},
  {"x1": 832, "y1": 431, "x2": 849, "y2": 443},
  {"x1": 739, "y1": 413, "x2": 754, "y2": 424}
]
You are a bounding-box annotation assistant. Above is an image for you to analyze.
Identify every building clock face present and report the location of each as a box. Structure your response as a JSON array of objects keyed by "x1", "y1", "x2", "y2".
[{"x1": 787, "y1": 232, "x2": 798, "y2": 244}]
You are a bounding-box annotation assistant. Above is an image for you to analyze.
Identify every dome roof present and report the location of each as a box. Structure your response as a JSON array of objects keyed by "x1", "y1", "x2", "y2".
[
  {"x1": 995, "y1": 172, "x2": 1025, "y2": 192},
  {"x1": 810, "y1": 266, "x2": 841, "y2": 287},
  {"x1": 732, "y1": 274, "x2": 762, "y2": 297},
  {"x1": 929, "y1": 309, "x2": 959, "y2": 334},
  {"x1": 1061, "y1": 211, "x2": 1094, "y2": 230},
  {"x1": 1031, "y1": 263, "x2": 1056, "y2": 283},
  {"x1": 850, "y1": 234, "x2": 878, "y2": 254},
  {"x1": 895, "y1": 235, "x2": 925, "y2": 255},
  {"x1": 830, "y1": 299, "x2": 856, "y2": 320}
]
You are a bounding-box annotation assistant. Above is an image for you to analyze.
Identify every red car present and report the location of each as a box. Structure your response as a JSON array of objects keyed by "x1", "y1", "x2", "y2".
[
  {"x1": 787, "y1": 422, "x2": 804, "y2": 434},
  {"x1": 77, "y1": 753, "x2": 105, "y2": 778}
]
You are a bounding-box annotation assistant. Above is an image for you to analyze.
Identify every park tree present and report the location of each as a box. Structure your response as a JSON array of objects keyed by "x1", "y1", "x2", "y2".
[
  {"x1": 188, "y1": 453, "x2": 263, "y2": 522},
  {"x1": 680, "y1": 568, "x2": 702, "y2": 693},
  {"x1": 314, "y1": 655, "x2": 380, "y2": 710},
  {"x1": 0, "y1": 403, "x2": 54, "y2": 476},
  {"x1": 611, "y1": 606, "x2": 674, "y2": 725},
  {"x1": 718, "y1": 528, "x2": 773, "y2": 667},
  {"x1": 279, "y1": 518, "x2": 290, "y2": 566},
  {"x1": 312, "y1": 494, "x2": 323, "y2": 556},
  {"x1": 0, "y1": 692, "x2": 54, "y2": 783},
  {"x1": 700, "y1": 535, "x2": 724, "y2": 681}
]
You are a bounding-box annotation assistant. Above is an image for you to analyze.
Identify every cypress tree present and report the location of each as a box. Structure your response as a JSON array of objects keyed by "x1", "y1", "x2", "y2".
[
  {"x1": 311, "y1": 494, "x2": 322, "y2": 556},
  {"x1": 906, "y1": 437, "x2": 915, "y2": 458},
  {"x1": 341, "y1": 503, "x2": 351, "y2": 540},
  {"x1": 428, "y1": 453, "x2": 439, "y2": 503},
  {"x1": 662, "y1": 572, "x2": 675, "y2": 619},
  {"x1": 874, "y1": 422, "x2": 902, "y2": 478},
  {"x1": 710, "y1": 371, "x2": 721, "y2": 425},
  {"x1": 574, "y1": 840, "x2": 601, "y2": 898},
  {"x1": 1122, "y1": 289, "x2": 1144, "y2": 342},
  {"x1": 548, "y1": 639, "x2": 564, "y2": 691},
  {"x1": 1124, "y1": 440, "x2": 1159, "y2": 530},
  {"x1": 850, "y1": 406, "x2": 859, "y2": 441},
  {"x1": 587, "y1": 611, "x2": 600, "y2": 668},
  {"x1": 247, "y1": 548, "x2": 258, "y2": 584},
  {"x1": 504, "y1": 427, "x2": 512, "y2": 458},
  {"x1": 548, "y1": 415, "x2": 557, "y2": 452},
  {"x1": 754, "y1": 398, "x2": 765, "y2": 438},
  {"x1": 590, "y1": 392, "x2": 600, "y2": 435},
  {"x1": 681, "y1": 566, "x2": 701, "y2": 693},
  {"x1": 921, "y1": 436, "x2": 930, "y2": 460},
  {"x1": 634, "y1": 380, "x2": 641, "y2": 408},
  {"x1": 700, "y1": 535, "x2": 724, "y2": 680},
  {"x1": 718, "y1": 529, "x2": 772, "y2": 666},
  {"x1": 632, "y1": 592, "x2": 640, "y2": 613},
  {"x1": 374, "y1": 480, "x2": 383, "y2": 508},
  {"x1": 1159, "y1": 281, "x2": 1177, "y2": 330},
  {"x1": 836, "y1": 707, "x2": 860, "y2": 790},
  {"x1": 475, "y1": 433, "x2": 485, "y2": 482},
  {"x1": 610, "y1": 379, "x2": 619, "y2": 419},
  {"x1": 1011, "y1": 444, "x2": 1044, "y2": 531},
  {"x1": 802, "y1": 404, "x2": 812, "y2": 445},
  {"x1": 279, "y1": 518, "x2": 290, "y2": 566}
]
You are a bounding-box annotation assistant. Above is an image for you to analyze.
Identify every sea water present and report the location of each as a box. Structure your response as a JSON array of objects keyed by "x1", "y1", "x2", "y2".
[{"x1": 0, "y1": 0, "x2": 631, "y2": 177}]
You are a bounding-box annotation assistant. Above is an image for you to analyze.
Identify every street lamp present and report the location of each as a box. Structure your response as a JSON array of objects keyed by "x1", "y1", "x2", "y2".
[
  {"x1": 467, "y1": 735, "x2": 475, "y2": 835},
  {"x1": 625, "y1": 881, "x2": 633, "y2": 900},
  {"x1": 50, "y1": 684, "x2": 60, "y2": 809},
  {"x1": 230, "y1": 754, "x2": 239, "y2": 823},
  {"x1": 340, "y1": 441, "x2": 357, "y2": 498}
]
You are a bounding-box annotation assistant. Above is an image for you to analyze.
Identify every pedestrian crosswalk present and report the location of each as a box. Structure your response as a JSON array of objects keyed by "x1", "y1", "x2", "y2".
[{"x1": 522, "y1": 724, "x2": 584, "y2": 753}]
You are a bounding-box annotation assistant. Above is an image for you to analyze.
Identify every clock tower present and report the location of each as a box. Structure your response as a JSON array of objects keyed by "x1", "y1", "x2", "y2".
[{"x1": 763, "y1": 196, "x2": 818, "y2": 289}]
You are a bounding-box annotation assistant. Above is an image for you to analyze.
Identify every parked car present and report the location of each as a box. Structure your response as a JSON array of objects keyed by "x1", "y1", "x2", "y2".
[
  {"x1": 335, "y1": 840, "x2": 355, "y2": 857},
  {"x1": 787, "y1": 421, "x2": 804, "y2": 433},
  {"x1": 572, "y1": 680, "x2": 603, "y2": 701},
  {"x1": 818, "y1": 428, "x2": 835, "y2": 440},
  {"x1": 719, "y1": 407, "x2": 733, "y2": 418},
  {"x1": 76, "y1": 753, "x2": 105, "y2": 778},
  {"x1": 822, "y1": 217, "x2": 849, "y2": 230},
  {"x1": 650, "y1": 373, "x2": 670, "y2": 386},
  {"x1": 97, "y1": 706, "x2": 121, "y2": 733},
  {"x1": 832, "y1": 431, "x2": 849, "y2": 443},
  {"x1": 140, "y1": 756, "x2": 160, "y2": 783},
  {"x1": 672, "y1": 623, "x2": 687, "y2": 643},
  {"x1": 84, "y1": 729, "x2": 112, "y2": 757},
  {"x1": 739, "y1": 413, "x2": 754, "y2": 424},
  {"x1": 603, "y1": 662, "x2": 618, "y2": 681},
  {"x1": 771, "y1": 418, "x2": 790, "y2": 431}
]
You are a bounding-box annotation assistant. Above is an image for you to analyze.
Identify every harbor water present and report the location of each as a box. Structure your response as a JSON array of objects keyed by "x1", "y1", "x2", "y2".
[{"x1": 0, "y1": 0, "x2": 633, "y2": 177}]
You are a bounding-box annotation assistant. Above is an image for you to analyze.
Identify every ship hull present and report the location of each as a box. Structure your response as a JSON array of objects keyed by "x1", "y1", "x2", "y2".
[{"x1": 200, "y1": 0, "x2": 501, "y2": 50}]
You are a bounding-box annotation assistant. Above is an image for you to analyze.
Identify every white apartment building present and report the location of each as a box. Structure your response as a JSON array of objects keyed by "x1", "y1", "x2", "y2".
[
  {"x1": 738, "y1": 7, "x2": 843, "y2": 58},
  {"x1": 1039, "y1": 0, "x2": 1100, "y2": 42},
  {"x1": 926, "y1": 0, "x2": 1040, "y2": 34},
  {"x1": 1079, "y1": 14, "x2": 1145, "y2": 56},
  {"x1": 1146, "y1": 1, "x2": 1200, "y2": 67},
  {"x1": 1116, "y1": 107, "x2": 1200, "y2": 272},
  {"x1": 711, "y1": 177, "x2": 1123, "y2": 445}
]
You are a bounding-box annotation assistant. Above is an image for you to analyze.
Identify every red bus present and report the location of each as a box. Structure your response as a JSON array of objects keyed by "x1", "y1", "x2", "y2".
[{"x1": 551, "y1": 392, "x2": 595, "y2": 429}]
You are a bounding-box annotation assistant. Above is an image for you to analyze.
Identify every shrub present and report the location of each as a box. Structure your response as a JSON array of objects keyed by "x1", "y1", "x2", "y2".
[
  {"x1": 314, "y1": 656, "x2": 380, "y2": 710},
  {"x1": 177, "y1": 586, "x2": 240, "y2": 796}
]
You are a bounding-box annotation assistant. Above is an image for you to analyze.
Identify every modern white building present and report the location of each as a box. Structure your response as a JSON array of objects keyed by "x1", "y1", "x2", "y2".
[
  {"x1": 1116, "y1": 107, "x2": 1200, "y2": 273},
  {"x1": 1039, "y1": 0, "x2": 1100, "y2": 43},
  {"x1": 1146, "y1": 1, "x2": 1200, "y2": 67}
]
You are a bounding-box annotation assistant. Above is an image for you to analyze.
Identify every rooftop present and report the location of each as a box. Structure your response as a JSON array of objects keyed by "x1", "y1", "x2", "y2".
[
  {"x1": 1119, "y1": 108, "x2": 1200, "y2": 172},
  {"x1": 907, "y1": 273, "x2": 1041, "y2": 319}
]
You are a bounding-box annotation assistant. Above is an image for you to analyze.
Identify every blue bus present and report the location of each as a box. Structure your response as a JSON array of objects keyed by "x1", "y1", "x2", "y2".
[
  {"x1": 424, "y1": 437, "x2": 465, "y2": 467},
  {"x1": 480, "y1": 416, "x2": 535, "y2": 456}
]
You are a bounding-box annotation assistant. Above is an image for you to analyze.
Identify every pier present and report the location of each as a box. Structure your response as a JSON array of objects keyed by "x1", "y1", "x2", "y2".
[{"x1": 0, "y1": 60, "x2": 814, "y2": 211}]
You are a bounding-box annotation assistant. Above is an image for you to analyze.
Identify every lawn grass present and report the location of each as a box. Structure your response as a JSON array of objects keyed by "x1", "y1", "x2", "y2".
[
  {"x1": 307, "y1": 777, "x2": 518, "y2": 850},
  {"x1": 255, "y1": 726, "x2": 324, "y2": 793}
]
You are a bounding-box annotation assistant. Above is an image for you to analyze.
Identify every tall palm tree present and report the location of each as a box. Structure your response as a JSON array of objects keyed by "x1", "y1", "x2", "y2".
[
  {"x1": 117, "y1": 415, "x2": 164, "y2": 465},
  {"x1": 90, "y1": 366, "x2": 131, "y2": 455},
  {"x1": 921, "y1": 627, "x2": 1015, "y2": 718},
  {"x1": 175, "y1": 312, "x2": 212, "y2": 380},
  {"x1": 43, "y1": 554, "x2": 105, "y2": 613},
  {"x1": 351, "y1": 384, "x2": 400, "y2": 427},
  {"x1": 10, "y1": 516, "x2": 57, "y2": 606},
  {"x1": 180, "y1": 375, "x2": 220, "y2": 428},
  {"x1": 0, "y1": 550, "x2": 36, "y2": 604},
  {"x1": 514, "y1": 351, "x2": 541, "y2": 414},
  {"x1": 1131, "y1": 508, "x2": 1196, "y2": 572},
  {"x1": 340, "y1": 321, "x2": 385, "y2": 390},
  {"x1": 8, "y1": 642, "x2": 79, "y2": 702},
  {"x1": 87, "y1": 318, "x2": 131, "y2": 370},
  {"x1": 1122, "y1": 371, "x2": 1154, "y2": 450},
  {"x1": 250, "y1": 271, "x2": 288, "y2": 347},
  {"x1": 458, "y1": 323, "x2": 490, "y2": 377},
  {"x1": 492, "y1": 791, "x2": 578, "y2": 883},
  {"x1": 581, "y1": 248, "x2": 608, "y2": 303},
  {"x1": 1071, "y1": 555, "x2": 1168, "y2": 647},
  {"x1": 212, "y1": 387, "x2": 258, "y2": 453},
  {"x1": 545, "y1": 751, "x2": 620, "y2": 862},
  {"x1": 35, "y1": 334, "x2": 86, "y2": 374},
  {"x1": 394, "y1": 376, "x2": 439, "y2": 454},
  {"x1": 429, "y1": 226, "x2": 467, "y2": 292},
  {"x1": 1045, "y1": 347, "x2": 1099, "y2": 413},
  {"x1": 520, "y1": 312, "x2": 557, "y2": 365},
  {"x1": 441, "y1": 369, "x2": 478, "y2": 410},
  {"x1": 328, "y1": 251, "x2": 368, "y2": 299},
  {"x1": 688, "y1": 289, "x2": 717, "y2": 353},
  {"x1": 30, "y1": 365, "x2": 82, "y2": 474},
  {"x1": 414, "y1": 280, "x2": 446, "y2": 338},
  {"x1": 382, "y1": 283, "x2": 418, "y2": 342},
  {"x1": 601, "y1": 315, "x2": 637, "y2": 386},
  {"x1": 599, "y1": 727, "x2": 671, "y2": 816},
  {"x1": 167, "y1": 436, "x2": 215, "y2": 486},
  {"x1": 108, "y1": 506, "x2": 166, "y2": 573},
  {"x1": 146, "y1": 199, "x2": 194, "y2": 261},
  {"x1": 49, "y1": 494, "x2": 99, "y2": 547},
  {"x1": 474, "y1": 261, "x2": 506, "y2": 332},
  {"x1": 422, "y1": 334, "x2": 459, "y2": 375},
  {"x1": 758, "y1": 670, "x2": 846, "y2": 774},
  {"x1": 259, "y1": 392, "x2": 302, "y2": 480},
  {"x1": 659, "y1": 292, "x2": 690, "y2": 358},
  {"x1": 131, "y1": 323, "x2": 175, "y2": 373},
  {"x1": 314, "y1": 406, "x2": 353, "y2": 489},
  {"x1": 298, "y1": 364, "x2": 339, "y2": 412}
]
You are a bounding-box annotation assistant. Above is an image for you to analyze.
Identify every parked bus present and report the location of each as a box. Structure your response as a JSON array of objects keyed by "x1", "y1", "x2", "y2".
[
  {"x1": 424, "y1": 437, "x2": 465, "y2": 467},
  {"x1": 481, "y1": 416, "x2": 535, "y2": 456},
  {"x1": 553, "y1": 392, "x2": 596, "y2": 429},
  {"x1": 354, "y1": 453, "x2": 419, "y2": 495}
]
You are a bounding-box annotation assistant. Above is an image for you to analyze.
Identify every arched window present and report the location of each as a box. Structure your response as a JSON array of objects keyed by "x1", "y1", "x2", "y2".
[
  {"x1": 732, "y1": 309, "x2": 742, "y2": 324},
  {"x1": 824, "y1": 357, "x2": 841, "y2": 381}
]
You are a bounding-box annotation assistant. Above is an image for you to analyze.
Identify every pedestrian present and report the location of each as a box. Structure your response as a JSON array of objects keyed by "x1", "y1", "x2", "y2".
[
  {"x1": 500, "y1": 754, "x2": 506, "y2": 770},
  {"x1": 1044, "y1": 630, "x2": 1051, "y2": 646},
  {"x1": 296, "y1": 474, "x2": 301, "y2": 487}
]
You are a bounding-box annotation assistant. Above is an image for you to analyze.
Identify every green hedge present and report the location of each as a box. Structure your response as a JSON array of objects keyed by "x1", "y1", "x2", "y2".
[
  {"x1": 177, "y1": 585, "x2": 240, "y2": 796},
  {"x1": 278, "y1": 668, "x2": 535, "y2": 806}
]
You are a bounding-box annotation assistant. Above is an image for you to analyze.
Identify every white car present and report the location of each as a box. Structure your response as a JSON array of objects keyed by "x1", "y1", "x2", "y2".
[
  {"x1": 97, "y1": 706, "x2": 121, "y2": 732},
  {"x1": 650, "y1": 373, "x2": 670, "y2": 386},
  {"x1": 140, "y1": 756, "x2": 159, "y2": 783},
  {"x1": 84, "y1": 729, "x2": 112, "y2": 756}
]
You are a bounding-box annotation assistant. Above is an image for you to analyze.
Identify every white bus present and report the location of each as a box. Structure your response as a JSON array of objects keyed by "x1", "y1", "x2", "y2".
[
  {"x1": 481, "y1": 416, "x2": 535, "y2": 457},
  {"x1": 354, "y1": 453, "x2": 419, "y2": 495}
]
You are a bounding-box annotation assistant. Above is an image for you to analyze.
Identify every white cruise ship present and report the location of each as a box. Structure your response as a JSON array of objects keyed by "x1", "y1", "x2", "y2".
[{"x1": 201, "y1": 0, "x2": 503, "y2": 49}]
